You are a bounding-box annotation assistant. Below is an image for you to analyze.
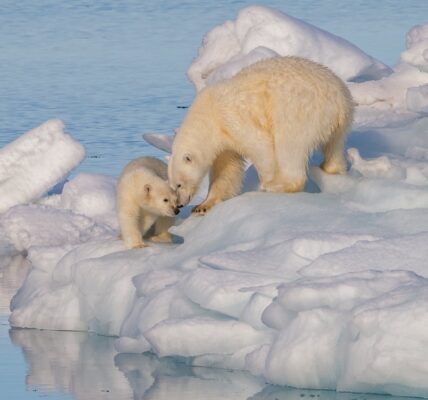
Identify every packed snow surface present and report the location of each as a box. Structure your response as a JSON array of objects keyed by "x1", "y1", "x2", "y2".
[{"x1": 2, "y1": 6, "x2": 428, "y2": 398}]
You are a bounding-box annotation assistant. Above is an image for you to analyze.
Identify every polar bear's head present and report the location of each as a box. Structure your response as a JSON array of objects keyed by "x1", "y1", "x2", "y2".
[
  {"x1": 140, "y1": 178, "x2": 180, "y2": 217},
  {"x1": 168, "y1": 149, "x2": 207, "y2": 207}
]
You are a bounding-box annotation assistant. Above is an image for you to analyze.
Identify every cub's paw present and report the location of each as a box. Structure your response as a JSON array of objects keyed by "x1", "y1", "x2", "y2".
[
  {"x1": 134, "y1": 242, "x2": 148, "y2": 249},
  {"x1": 125, "y1": 241, "x2": 148, "y2": 249},
  {"x1": 151, "y1": 233, "x2": 172, "y2": 243}
]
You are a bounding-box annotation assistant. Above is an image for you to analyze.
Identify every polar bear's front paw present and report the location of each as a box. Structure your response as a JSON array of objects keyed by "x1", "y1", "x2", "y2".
[
  {"x1": 192, "y1": 199, "x2": 218, "y2": 216},
  {"x1": 192, "y1": 204, "x2": 210, "y2": 216}
]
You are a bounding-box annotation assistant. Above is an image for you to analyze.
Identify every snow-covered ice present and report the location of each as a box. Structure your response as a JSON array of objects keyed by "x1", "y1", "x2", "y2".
[
  {"x1": 188, "y1": 5, "x2": 392, "y2": 91},
  {"x1": 2, "y1": 5, "x2": 428, "y2": 399},
  {"x1": 0, "y1": 119, "x2": 85, "y2": 213},
  {"x1": 350, "y1": 23, "x2": 428, "y2": 122}
]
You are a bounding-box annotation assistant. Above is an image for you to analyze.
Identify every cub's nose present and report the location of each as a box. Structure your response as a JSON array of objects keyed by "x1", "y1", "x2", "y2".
[
  {"x1": 178, "y1": 204, "x2": 184, "y2": 208},
  {"x1": 174, "y1": 207, "x2": 180, "y2": 215}
]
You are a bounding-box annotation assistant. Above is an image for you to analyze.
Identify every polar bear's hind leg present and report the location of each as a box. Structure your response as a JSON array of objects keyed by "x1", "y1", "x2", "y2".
[{"x1": 320, "y1": 119, "x2": 348, "y2": 175}]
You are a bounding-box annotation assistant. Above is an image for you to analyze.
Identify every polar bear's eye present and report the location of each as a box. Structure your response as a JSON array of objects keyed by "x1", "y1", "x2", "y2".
[
  {"x1": 177, "y1": 184, "x2": 182, "y2": 188},
  {"x1": 163, "y1": 198, "x2": 169, "y2": 202}
]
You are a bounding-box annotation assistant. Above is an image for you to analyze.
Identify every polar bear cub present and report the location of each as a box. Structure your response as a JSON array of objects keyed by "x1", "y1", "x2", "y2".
[
  {"x1": 117, "y1": 157, "x2": 179, "y2": 249},
  {"x1": 168, "y1": 56, "x2": 354, "y2": 214}
]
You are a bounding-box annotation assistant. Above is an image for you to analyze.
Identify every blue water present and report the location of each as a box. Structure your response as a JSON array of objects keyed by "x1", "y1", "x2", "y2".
[
  {"x1": 1, "y1": 1, "x2": 428, "y2": 398},
  {"x1": 1, "y1": 0, "x2": 427, "y2": 176}
]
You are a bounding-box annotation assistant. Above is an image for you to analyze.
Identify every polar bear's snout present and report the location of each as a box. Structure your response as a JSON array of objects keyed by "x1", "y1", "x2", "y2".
[{"x1": 177, "y1": 190, "x2": 192, "y2": 208}]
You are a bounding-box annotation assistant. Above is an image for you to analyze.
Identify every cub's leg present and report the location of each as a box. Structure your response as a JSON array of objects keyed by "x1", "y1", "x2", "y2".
[
  {"x1": 193, "y1": 150, "x2": 245, "y2": 215},
  {"x1": 151, "y1": 216, "x2": 174, "y2": 243},
  {"x1": 119, "y1": 209, "x2": 147, "y2": 249},
  {"x1": 139, "y1": 212, "x2": 158, "y2": 239}
]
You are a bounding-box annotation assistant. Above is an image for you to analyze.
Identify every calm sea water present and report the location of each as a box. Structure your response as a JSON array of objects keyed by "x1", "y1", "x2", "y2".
[
  {"x1": 1, "y1": 0, "x2": 427, "y2": 175},
  {"x1": 1, "y1": 1, "x2": 428, "y2": 399}
]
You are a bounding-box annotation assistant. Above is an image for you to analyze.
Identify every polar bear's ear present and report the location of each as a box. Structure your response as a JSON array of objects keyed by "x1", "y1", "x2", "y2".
[
  {"x1": 144, "y1": 184, "x2": 152, "y2": 195},
  {"x1": 183, "y1": 153, "x2": 192, "y2": 163}
]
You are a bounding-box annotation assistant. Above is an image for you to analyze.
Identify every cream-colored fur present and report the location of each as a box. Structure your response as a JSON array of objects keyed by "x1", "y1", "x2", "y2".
[
  {"x1": 117, "y1": 157, "x2": 179, "y2": 249},
  {"x1": 169, "y1": 56, "x2": 354, "y2": 214}
]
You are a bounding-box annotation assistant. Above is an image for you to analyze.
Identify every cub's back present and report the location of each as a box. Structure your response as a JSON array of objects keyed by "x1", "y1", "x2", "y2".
[{"x1": 120, "y1": 156, "x2": 168, "y2": 181}]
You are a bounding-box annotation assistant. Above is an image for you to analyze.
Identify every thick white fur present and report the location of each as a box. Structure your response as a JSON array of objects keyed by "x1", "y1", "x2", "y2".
[
  {"x1": 169, "y1": 56, "x2": 354, "y2": 214},
  {"x1": 117, "y1": 157, "x2": 178, "y2": 249}
]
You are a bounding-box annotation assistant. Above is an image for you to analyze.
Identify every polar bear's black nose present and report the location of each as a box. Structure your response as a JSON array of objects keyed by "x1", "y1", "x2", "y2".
[
  {"x1": 178, "y1": 204, "x2": 184, "y2": 208},
  {"x1": 174, "y1": 207, "x2": 180, "y2": 215}
]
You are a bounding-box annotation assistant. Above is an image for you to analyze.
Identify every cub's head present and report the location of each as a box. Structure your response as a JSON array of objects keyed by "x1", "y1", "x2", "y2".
[
  {"x1": 168, "y1": 148, "x2": 209, "y2": 207},
  {"x1": 140, "y1": 179, "x2": 179, "y2": 217}
]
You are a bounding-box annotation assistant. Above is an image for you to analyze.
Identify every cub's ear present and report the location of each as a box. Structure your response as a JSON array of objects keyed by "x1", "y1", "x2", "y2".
[
  {"x1": 183, "y1": 153, "x2": 192, "y2": 163},
  {"x1": 144, "y1": 184, "x2": 152, "y2": 195}
]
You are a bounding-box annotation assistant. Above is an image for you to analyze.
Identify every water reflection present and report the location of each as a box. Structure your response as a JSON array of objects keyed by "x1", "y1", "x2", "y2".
[
  {"x1": 115, "y1": 353, "x2": 265, "y2": 400},
  {"x1": 9, "y1": 329, "x2": 132, "y2": 400},
  {"x1": 8, "y1": 325, "x2": 420, "y2": 400},
  {"x1": 0, "y1": 251, "x2": 31, "y2": 317}
]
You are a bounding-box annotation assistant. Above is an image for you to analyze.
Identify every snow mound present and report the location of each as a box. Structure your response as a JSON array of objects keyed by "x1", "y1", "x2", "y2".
[
  {"x1": 310, "y1": 147, "x2": 428, "y2": 213},
  {"x1": 58, "y1": 173, "x2": 117, "y2": 229},
  {"x1": 188, "y1": 5, "x2": 392, "y2": 90},
  {"x1": 0, "y1": 119, "x2": 85, "y2": 213},
  {"x1": 0, "y1": 204, "x2": 113, "y2": 252},
  {"x1": 350, "y1": 22, "x2": 428, "y2": 119},
  {"x1": 403, "y1": 23, "x2": 428, "y2": 71},
  {"x1": 0, "y1": 171, "x2": 118, "y2": 252}
]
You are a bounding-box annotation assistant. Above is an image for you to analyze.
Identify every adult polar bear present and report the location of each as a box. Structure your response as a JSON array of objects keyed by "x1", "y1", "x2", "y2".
[{"x1": 169, "y1": 56, "x2": 354, "y2": 214}]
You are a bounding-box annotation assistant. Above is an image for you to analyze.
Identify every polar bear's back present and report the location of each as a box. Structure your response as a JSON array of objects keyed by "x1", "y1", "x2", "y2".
[
  {"x1": 204, "y1": 56, "x2": 353, "y2": 140},
  {"x1": 209, "y1": 56, "x2": 353, "y2": 117},
  {"x1": 233, "y1": 56, "x2": 349, "y2": 94}
]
